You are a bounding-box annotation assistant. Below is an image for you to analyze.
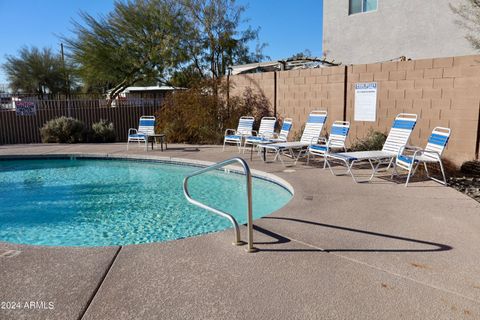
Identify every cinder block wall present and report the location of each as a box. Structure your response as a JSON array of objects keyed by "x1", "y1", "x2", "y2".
[
  {"x1": 229, "y1": 54, "x2": 480, "y2": 167},
  {"x1": 346, "y1": 55, "x2": 480, "y2": 165},
  {"x1": 230, "y1": 66, "x2": 346, "y2": 136}
]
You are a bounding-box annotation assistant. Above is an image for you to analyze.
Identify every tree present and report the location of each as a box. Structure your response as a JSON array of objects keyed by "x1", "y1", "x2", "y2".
[
  {"x1": 286, "y1": 49, "x2": 313, "y2": 60},
  {"x1": 64, "y1": 0, "x2": 188, "y2": 100},
  {"x1": 2, "y1": 47, "x2": 70, "y2": 95},
  {"x1": 179, "y1": 0, "x2": 267, "y2": 82},
  {"x1": 450, "y1": 0, "x2": 480, "y2": 50}
]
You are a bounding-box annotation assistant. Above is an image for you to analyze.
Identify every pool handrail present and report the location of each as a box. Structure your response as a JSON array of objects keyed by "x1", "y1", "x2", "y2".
[{"x1": 183, "y1": 157, "x2": 257, "y2": 253}]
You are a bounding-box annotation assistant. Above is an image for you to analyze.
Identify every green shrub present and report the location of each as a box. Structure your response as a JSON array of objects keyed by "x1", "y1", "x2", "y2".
[
  {"x1": 89, "y1": 119, "x2": 116, "y2": 143},
  {"x1": 350, "y1": 129, "x2": 387, "y2": 151},
  {"x1": 40, "y1": 116, "x2": 85, "y2": 143},
  {"x1": 156, "y1": 81, "x2": 272, "y2": 144}
]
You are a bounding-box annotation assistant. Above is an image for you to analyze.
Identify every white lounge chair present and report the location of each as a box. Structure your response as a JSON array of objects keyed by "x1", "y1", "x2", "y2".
[
  {"x1": 325, "y1": 113, "x2": 418, "y2": 182},
  {"x1": 243, "y1": 116, "x2": 277, "y2": 152},
  {"x1": 223, "y1": 116, "x2": 255, "y2": 152},
  {"x1": 258, "y1": 110, "x2": 328, "y2": 166},
  {"x1": 307, "y1": 121, "x2": 350, "y2": 168},
  {"x1": 127, "y1": 116, "x2": 155, "y2": 150},
  {"x1": 391, "y1": 127, "x2": 451, "y2": 186}
]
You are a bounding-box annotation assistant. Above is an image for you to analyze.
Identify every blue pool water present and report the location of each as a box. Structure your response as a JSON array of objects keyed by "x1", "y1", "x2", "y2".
[{"x1": 0, "y1": 158, "x2": 292, "y2": 246}]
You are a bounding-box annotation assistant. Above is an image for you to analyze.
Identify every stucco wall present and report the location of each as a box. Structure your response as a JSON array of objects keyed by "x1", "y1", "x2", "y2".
[{"x1": 323, "y1": 0, "x2": 477, "y2": 64}]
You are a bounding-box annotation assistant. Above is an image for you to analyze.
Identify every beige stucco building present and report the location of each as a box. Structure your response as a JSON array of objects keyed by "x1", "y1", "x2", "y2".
[{"x1": 323, "y1": 0, "x2": 478, "y2": 64}]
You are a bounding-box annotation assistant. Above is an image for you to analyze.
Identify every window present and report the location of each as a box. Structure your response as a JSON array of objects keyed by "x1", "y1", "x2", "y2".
[{"x1": 349, "y1": 0, "x2": 377, "y2": 15}]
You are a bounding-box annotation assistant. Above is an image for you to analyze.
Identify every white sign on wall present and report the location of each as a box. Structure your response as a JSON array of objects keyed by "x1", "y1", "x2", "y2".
[{"x1": 354, "y1": 82, "x2": 377, "y2": 122}]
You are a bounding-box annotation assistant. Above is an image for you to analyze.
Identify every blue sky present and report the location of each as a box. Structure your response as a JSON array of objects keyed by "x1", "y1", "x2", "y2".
[{"x1": 0, "y1": 0, "x2": 323, "y2": 83}]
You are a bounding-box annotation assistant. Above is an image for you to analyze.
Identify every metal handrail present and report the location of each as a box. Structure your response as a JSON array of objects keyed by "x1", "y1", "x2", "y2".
[{"x1": 183, "y1": 157, "x2": 257, "y2": 253}]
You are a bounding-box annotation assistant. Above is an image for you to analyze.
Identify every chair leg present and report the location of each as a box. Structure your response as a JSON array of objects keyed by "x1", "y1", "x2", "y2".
[
  {"x1": 273, "y1": 150, "x2": 279, "y2": 161},
  {"x1": 390, "y1": 162, "x2": 398, "y2": 180},
  {"x1": 368, "y1": 159, "x2": 383, "y2": 181},
  {"x1": 423, "y1": 162, "x2": 430, "y2": 178},
  {"x1": 348, "y1": 160, "x2": 359, "y2": 183},
  {"x1": 222, "y1": 140, "x2": 226, "y2": 151},
  {"x1": 323, "y1": 154, "x2": 327, "y2": 169},
  {"x1": 438, "y1": 160, "x2": 447, "y2": 185},
  {"x1": 294, "y1": 149, "x2": 304, "y2": 165},
  {"x1": 411, "y1": 161, "x2": 420, "y2": 177},
  {"x1": 386, "y1": 157, "x2": 394, "y2": 171},
  {"x1": 127, "y1": 139, "x2": 129, "y2": 151},
  {"x1": 306, "y1": 151, "x2": 311, "y2": 165},
  {"x1": 278, "y1": 150, "x2": 286, "y2": 166},
  {"x1": 405, "y1": 166, "x2": 413, "y2": 187}
]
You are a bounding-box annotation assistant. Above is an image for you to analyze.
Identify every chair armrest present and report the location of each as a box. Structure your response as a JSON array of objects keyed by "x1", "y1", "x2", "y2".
[
  {"x1": 397, "y1": 144, "x2": 411, "y2": 157},
  {"x1": 404, "y1": 145, "x2": 423, "y2": 151},
  {"x1": 128, "y1": 128, "x2": 138, "y2": 135},
  {"x1": 224, "y1": 128, "x2": 236, "y2": 136},
  {"x1": 326, "y1": 138, "x2": 344, "y2": 148},
  {"x1": 261, "y1": 130, "x2": 275, "y2": 139},
  {"x1": 413, "y1": 149, "x2": 441, "y2": 159}
]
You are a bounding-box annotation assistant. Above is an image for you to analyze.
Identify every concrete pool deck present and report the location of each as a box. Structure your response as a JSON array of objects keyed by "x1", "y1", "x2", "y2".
[{"x1": 0, "y1": 143, "x2": 479, "y2": 320}]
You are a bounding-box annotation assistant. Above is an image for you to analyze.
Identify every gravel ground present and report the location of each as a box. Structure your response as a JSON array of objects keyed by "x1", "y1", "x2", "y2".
[{"x1": 449, "y1": 176, "x2": 480, "y2": 203}]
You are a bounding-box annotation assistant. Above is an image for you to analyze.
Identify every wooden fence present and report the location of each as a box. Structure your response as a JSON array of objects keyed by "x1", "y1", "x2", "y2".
[{"x1": 0, "y1": 100, "x2": 161, "y2": 144}]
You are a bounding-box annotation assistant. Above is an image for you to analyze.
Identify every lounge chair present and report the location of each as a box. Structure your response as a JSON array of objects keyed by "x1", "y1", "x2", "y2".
[
  {"x1": 307, "y1": 121, "x2": 350, "y2": 168},
  {"x1": 269, "y1": 118, "x2": 293, "y2": 143},
  {"x1": 247, "y1": 118, "x2": 294, "y2": 160},
  {"x1": 391, "y1": 127, "x2": 451, "y2": 186},
  {"x1": 243, "y1": 116, "x2": 277, "y2": 152},
  {"x1": 325, "y1": 113, "x2": 417, "y2": 182},
  {"x1": 258, "y1": 110, "x2": 328, "y2": 165},
  {"x1": 127, "y1": 116, "x2": 155, "y2": 150},
  {"x1": 223, "y1": 116, "x2": 255, "y2": 152}
]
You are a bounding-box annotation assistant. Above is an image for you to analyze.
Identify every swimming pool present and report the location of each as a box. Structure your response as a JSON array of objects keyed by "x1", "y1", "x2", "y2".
[{"x1": 0, "y1": 157, "x2": 292, "y2": 246}]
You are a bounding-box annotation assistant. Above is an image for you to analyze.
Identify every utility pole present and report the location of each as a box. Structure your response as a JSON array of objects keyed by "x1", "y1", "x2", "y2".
[{"x1": 60, "y1": 43, "x2": 71, "y2": 117}]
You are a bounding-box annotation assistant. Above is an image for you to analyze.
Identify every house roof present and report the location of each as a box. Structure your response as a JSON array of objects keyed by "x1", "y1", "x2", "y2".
[
  {"x1": 229, "y1": 57, "x2": 340, "y2": 75},
  {"x1": 121, "y1": 86, "x2": 179, "y2": 93}
]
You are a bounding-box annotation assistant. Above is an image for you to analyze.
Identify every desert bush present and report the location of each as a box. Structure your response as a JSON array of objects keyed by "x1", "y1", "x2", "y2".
[
  {"x1": 40, "y1": 116, "x2": 85, "y2": 143},
  {"x1": 88, "y1": 119, "x2": 116, "y2": 143},
  {"x1": 156, "y1": 81, "x2": 272, "y2": 144},
  {"x1": 461, "y1": 160, "x2": 480, "y2": 176},
  {"x1": 350, "y1": 129, "x2": 387, "y2": 151}
]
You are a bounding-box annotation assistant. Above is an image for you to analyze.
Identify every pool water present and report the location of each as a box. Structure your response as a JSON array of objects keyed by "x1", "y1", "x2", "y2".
[{"x1": 0, "y1": 158, "x2": 292, "y2": 246}]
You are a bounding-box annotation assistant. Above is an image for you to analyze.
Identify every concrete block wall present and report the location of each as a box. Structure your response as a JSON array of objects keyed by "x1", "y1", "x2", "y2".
[
  {"x1": 229, "y1": 72, "x2": 275, "y2": 109},
  {"x1": 229, "y1": 54, "x2": 480, "y2": 166},
  {"x1": 276, "y1": 67, "x2": 345, "y2": 134},
  {"x1": 346, "y1": 55, "x2": 480, "y2": 165},
  {"x1": 230, "y1": 66, "x2": 346, "y2": 138}
]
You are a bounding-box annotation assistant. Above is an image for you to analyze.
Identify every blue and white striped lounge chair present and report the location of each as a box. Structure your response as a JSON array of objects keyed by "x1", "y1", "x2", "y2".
[
  {"x1": 392, "y1": 127, "x2": 451, "y2": 186},
  {"x1": 243, "y1": 116, "x2": 277, "y2": 152},
  {"x1": 127, "y1": 116, "x2": 155, "y2": 150},
  {"x1": 269, "y1": 118, "x2": 293, "y2": 143},
  {"x1": 307, "y1": 121, "x2": 350, "y2": 168},
  {"x1": 325, "y1": 113, "x2": 418, "y2": 183},
  {"x1": 258, "y1": 110, "x2": 328, "y2": 166},
  {"x1": 223, "y1": 116, "x2": 255, "y2": 152}
]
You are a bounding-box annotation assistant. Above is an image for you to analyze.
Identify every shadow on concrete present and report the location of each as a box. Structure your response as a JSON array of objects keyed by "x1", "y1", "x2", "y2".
[{"x1": 254, "y1": 217, "x2": 453, "y2": 253}]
